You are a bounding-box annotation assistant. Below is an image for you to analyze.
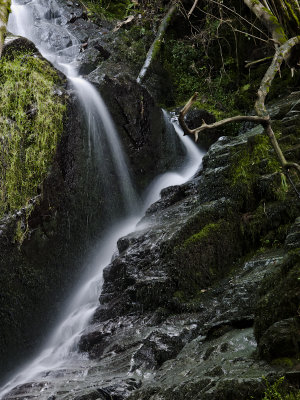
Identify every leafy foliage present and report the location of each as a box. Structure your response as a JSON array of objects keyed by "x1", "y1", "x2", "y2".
[
  {"x1": 262, "y1": 377, "x2": 300, "y2": 400},
  {"x1": 83, "y1": 0, "x2": 133, "y2": 20},
  {"x1": 113, "y1": 25, "x2": 153, "y2": 69}
]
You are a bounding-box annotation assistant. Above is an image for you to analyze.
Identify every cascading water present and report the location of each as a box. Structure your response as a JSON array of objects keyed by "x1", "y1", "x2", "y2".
[
  {"x1": 0, "y1": 1, "x2": 204, "y2": 398},
  {"x1": 142, "y1": 110, "x2": 205, "y2": 211},
  {"x1": 8, "y1": 0, "x2": 138, "y2": 217},
  {"x1": 69, "y1": 77, "x2": 138, "y2": 214}
]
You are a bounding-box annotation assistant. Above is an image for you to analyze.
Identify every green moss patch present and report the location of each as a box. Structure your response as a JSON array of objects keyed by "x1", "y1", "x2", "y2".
[
  {"x1": 271, "y1": 357, "x2": 298, "y2": 368},
  {"x1": 182, "y1": 221, "x2": 223, "y2": 248},
  {"x1": 0, "y1": 53, "x2": 66, "y2": 216},
  {"x1": 228, "y1": 131, "x2": 291, "y2": 207},
  {"x1": 254, "y1": 250, "x2": 300, "y2": 342},
  {"x1": 171, "y1": 218, "x2": 242, "y2": 296},
  {"x1": 83, "y1": 0, "x2": 131, "y2": 20},
  {"x1": 231, "y1": 134, "x2": 280, "y2": 186},
  {"x1": 112, "y1": 25, "x2": 154, "y2": 72},
  {"x1": 262, "y1": 377, "x2": 300, "y2": 400},
  {"x1": 161, "y1": 38, "x2": 239, "y2": 115}
]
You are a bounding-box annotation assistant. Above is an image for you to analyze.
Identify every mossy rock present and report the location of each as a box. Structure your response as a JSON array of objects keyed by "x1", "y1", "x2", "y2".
[
  {"x1": 171, "y1": 218, "x2": 242, "y2": 295},
  {"x1": 0, "y1": 40, "x2": 66, "y2": 217},
  {"x1": 254, "y1": 250, "x2": 300, "y2": 348},
  {"x1": 83, "y1": 0, "x2": 133, "y2": 20},
  {"x1": 230, "y1": 133, "x2": 281, "y2": 195},
  {"x1": 258, "y1": 318, "x2": 300, "y2": 361},
  {"x1": 2, "y1": 35, "x2": 39, "y2": 59}
]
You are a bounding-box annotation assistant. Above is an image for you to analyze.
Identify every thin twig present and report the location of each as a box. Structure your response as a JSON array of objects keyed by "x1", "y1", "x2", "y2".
[
  {"x1": 188, "y1": 0, "x2": 199, "y2": 18},
  {"x1": 208, "y1": 0, "x2": 269, "y2": 39},
  {"x1": 200, "y1": 9, "x2": 270, "y2": 44},
  {"x1": 245, "y1": 56, "x2": 273, "y2": 68},
  {"x1": 286, "y1": 171, "x2": 300, "y2": 199}
]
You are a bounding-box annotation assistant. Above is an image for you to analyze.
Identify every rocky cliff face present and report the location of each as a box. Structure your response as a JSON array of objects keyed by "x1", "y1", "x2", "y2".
[
  {"x1": 74, "y1": 93, "x2": 300, "y2": 400},
  {"x1": 3, "y1": 90, "x2": 299, "y2": 399},
  {"x1": 0, "y1": 30, "x2": 180, "y2": 381},
  {"x1": 1, "y1": 0, "x2": 299, "y2": 398}
]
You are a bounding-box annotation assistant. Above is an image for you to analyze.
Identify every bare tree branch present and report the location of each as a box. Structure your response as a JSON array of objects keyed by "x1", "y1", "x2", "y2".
[
  {"x1": 179, "y1": 91, "x2": 300, "y2": 176},
  {"x1": 179, "y1": 34, "x2": 300, "y2": 177},
  {"x1": 254, "y1": 35, "x2": 300, "y2": 175},
  {"x1": 245, "y1": 56, "x2": 273, "y2": 68},
  {"x1": 207, "y1": 0, "x2": 269, "y2": 39},
  {"x1": 243, "y1": 0, "x2": 288, "y2": 44},
  {"x1": 255, "y1": 35, "x2": 300, "y2": 115},
  {"x1": 137, "y1": 2, "x2": 178, "y2": 83},
  {"x1": 188, "y1": 0, "x2": 199, "y2": 18},
  {"x1": 179, "y1": 92, "x2": 269, "y2": 141},
  {"x1": 177, "y1": 1, "x2": 300, "y2": 182}
]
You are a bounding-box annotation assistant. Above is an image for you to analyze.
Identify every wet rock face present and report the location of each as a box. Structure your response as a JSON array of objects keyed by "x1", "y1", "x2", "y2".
[
  {"x1": 37, "y1": 1, "x2": 185, "y2": 193},
  {"x1": 1, "y1": 0, "x2": 300, "y2": 396},
  {"x1": 131, "y1": 331, "x2": 183, "y2": 371},
  {"x1": 71, "y1": 251, "x2": 284, "y2": 400},
  {"x1": 128, "y1": 329, "x2": 269, "y2": 400},
  {"x1": 0, "y1": 75, "x2": 95, "y2": 377},
  {"x1": 0, "y1": 41, "x2": 131, "y2": 379},
  {"x1": 0, "y1": 9, "x2": 184, "y2": 380},
  {"x1": 184, "y1": 108, "x2": 221, "y2": 150},
  {"x1": 75, "y1": 92, "x2": 300, "y2": 399},
  {"x1": 2, "y1": 89, "x2": 300, "y2": 399},
  {"x1": 89, "y1": 74, "x2": 185, "y2": 192},
  {"x1": 254, "y1": 218, "x2": 300, "y2": 362},
  {"x1": 285, "y1": 217, "x2": 300, "y2": 250},
  {"x1": 258, "y1": 318, "x2": 300, "y2": 360}
]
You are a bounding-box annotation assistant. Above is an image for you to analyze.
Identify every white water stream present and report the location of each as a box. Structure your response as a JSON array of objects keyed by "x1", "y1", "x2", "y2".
[
  {"x1": 69, "y1": 76, "x2": 139, "y2": 214},
  {"x1": 143, "y1": 110, "x2": 205, "y2": 211},
  {"x1": 8, "y1": 0, "x2": 138, "y2": 215},
  {"x1": 0, "y1": 1, "x2": 204, "y2": 397}
]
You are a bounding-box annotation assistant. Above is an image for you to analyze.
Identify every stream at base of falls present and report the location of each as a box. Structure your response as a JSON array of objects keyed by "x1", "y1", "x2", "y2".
[{"x1": 0, "y1": 1, "x2": 204, "y2": 398}]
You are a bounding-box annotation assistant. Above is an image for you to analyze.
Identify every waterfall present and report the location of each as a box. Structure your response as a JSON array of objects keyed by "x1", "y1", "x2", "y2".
[
  {"x1": 142, "y1": 110, "x2": 205, "y2": 210},
  {"x1": 0, "y1": 217, "x2": 140, "y2": 399},
  {"x1": 69, "y1": 76, "x2": 138, "y2": 214},
  {"x1": 0, "y1": 1, "x2": 204, "y2": 398},
  {"x1": 8, "y1": 0, "x2": 138, "y2": 216}
]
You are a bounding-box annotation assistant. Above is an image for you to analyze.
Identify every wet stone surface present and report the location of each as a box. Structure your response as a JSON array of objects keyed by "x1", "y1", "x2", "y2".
[
  {"x1": 1, "y1": 1, "x2": 300, "y2": 399},
  {"x1": 3, "y1": 104, "x2": 300, "y2": 397},
  {"x1": 1, "y1": 245, "x2": 291, "y2": 399},
  {"x1": 2, "y1": 100, "x2": 300, "y2": 398}
]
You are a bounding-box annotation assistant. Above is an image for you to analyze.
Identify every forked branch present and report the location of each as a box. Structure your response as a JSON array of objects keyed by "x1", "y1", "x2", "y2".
[
  {"x1": 179, "y1": 35, "x2": 300, "y2": 177},
  {"x1": 254, "y1": 35, "x2": 300, "y2": 175},
  {"x1": 179, "y1": 93, "x2": 269, "y2": 141},
  {"x1": 255, "y1": 36, "x2": 300, "y2": 115},
  {"x1": 179, "y1": 91, "x2": 300, "y2": 176}
]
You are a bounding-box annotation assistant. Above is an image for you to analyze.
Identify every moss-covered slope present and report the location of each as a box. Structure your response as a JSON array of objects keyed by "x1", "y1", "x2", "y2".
[{"x1": 0, "y1": 48, "x2": 66, "y2": 216}]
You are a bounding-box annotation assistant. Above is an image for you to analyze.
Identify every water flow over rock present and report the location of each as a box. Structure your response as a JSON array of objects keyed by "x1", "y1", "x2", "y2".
[
  {"x1": 69, "y1": 76, "x2": 138, "y2": 214},
  {"x1": 9, "y1": 0, "x2": 138, "y2": 217},
  {"x1": 142, "y1": 111, "x2": 205, "y2": 211},
  {"x1": 0, "y1": 110, "x2": 202, "y2": 400},
  {"x1": 0, "y1": 1, "x2": 203, "y2": 398}
]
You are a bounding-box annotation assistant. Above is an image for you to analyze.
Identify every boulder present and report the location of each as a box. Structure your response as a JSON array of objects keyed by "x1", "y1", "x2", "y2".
[
  {"x1": 258, "y1": 318, "x2": 300, "y2": 360},
  {"x1": 88, "y1": 73, "x2": 186, "y2": 192},
  {"x1": 3, "y1": 35, "x2": 39, "y2": 59}
]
